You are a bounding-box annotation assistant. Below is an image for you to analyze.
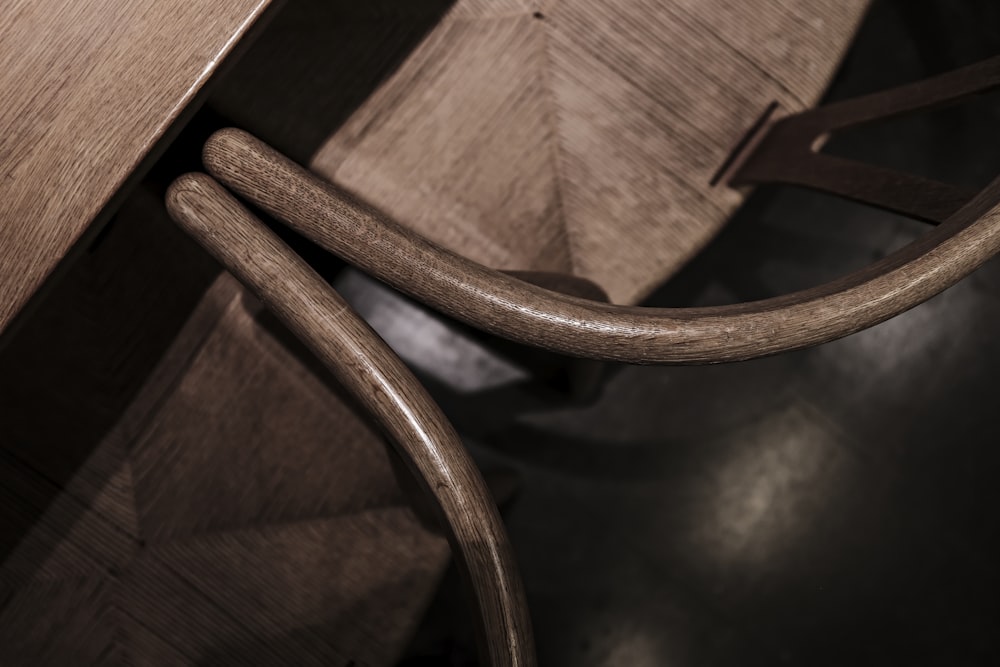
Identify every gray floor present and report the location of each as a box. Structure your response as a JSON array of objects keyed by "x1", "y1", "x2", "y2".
[{"x1": 376, "y1": 1, "x2": 1000, "y2": 664}]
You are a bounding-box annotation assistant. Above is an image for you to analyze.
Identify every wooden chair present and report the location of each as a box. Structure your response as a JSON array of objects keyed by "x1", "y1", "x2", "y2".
[
  {"x1": 194, "y1": 0, "x2": 1000, "y2": 363},
  {"x1": 160, "y1": 127, "x2": 1000, "y2": 663},
  {"x1": 162, "y1": 1, "x2": 1000, "y2": 663},
  {"x1": 194, "y1": 86, "x2": 1000, "y2": 364}
]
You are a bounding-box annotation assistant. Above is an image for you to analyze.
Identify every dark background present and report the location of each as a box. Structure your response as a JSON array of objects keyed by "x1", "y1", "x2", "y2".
[{"x1": 383, "y1": 1, "x2": 1000, "y2": 664}]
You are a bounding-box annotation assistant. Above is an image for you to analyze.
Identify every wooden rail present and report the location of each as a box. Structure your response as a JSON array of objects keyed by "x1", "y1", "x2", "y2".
[
  {"x1": 166, "y1": 173, "x2": 536, "y2": 667},
  {"x1": 203, "y1": 128, "x2": 1000, "y2": 364}
]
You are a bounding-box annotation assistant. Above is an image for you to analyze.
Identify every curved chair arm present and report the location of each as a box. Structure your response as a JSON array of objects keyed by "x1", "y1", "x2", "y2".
[
  {"x1": 204, "y1": 129, "x2": 1000, "y2": 364},
  {"x1": 166, "y1": 174, "x2": 535, "y2": 667}
]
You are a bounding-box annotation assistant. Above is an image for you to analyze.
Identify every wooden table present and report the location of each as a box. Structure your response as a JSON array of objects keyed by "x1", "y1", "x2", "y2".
[{"x1": 0, "y1": 0, "x2": 276, "y2": 339}]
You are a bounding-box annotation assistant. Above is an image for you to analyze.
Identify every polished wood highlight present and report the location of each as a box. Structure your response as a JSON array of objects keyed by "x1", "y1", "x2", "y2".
[
  {"x1": 166, "y1": 173, "x2": 536, "y2": 667},
  {"x1": 212, "y1": 0, "x2": 870, "y2": 304},
  {"x1": 0, "y1": 0, "x2": 275, "y2": 338},
  {"x1": 204, "y1": 128, "x2": 1000, "y2": 364}
]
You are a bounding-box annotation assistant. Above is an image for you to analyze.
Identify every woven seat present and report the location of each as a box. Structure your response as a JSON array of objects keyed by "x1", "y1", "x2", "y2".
[
  {"x1": 214, "y1": 0, "x2": 870, "y2": 304},
  {"x1": 0, "y1": 191, "x2": 447, "y2": 666}
]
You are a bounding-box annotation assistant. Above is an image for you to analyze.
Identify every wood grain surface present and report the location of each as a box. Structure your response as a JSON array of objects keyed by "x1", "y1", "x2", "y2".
[
  {"x1": 0, "y1": 0, "x2": 275, "y2": 339},
  {"x1": 281, "y1": 0, "x2": 872, "y2": 304},
  {"x1": 204, "y1": 128, "x2": 1000, "y2": 364},
  {"x1": 167, "y1": 173, "x2": 536, "y2": 666}
]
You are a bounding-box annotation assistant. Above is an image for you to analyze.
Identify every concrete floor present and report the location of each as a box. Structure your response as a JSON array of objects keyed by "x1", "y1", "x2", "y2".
[{"x1": 375, "y1": 1, "x2": 1000, "y2": 664}]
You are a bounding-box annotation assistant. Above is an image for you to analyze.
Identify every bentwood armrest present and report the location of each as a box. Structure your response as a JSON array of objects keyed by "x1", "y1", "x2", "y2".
[
  {"x1": 166, "y1": 174, "x2": 535, "y2": 667},
  {"x1": 202, "y1": 128, "x2": 1000, "y2": 365}
]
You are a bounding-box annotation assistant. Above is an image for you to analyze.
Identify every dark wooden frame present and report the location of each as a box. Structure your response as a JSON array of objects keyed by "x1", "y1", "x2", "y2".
[
  {"x1": 167, "y1": 174, "x2": 536, "y2": 667},
  {"x1": 165, "y1": 53, "x2": 1000, "y2": 666}
]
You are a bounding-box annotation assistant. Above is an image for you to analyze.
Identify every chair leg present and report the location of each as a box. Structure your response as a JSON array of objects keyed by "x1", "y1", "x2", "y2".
[{"x1": 721, "y1": 55, "x2": 1000, "y2": 223}]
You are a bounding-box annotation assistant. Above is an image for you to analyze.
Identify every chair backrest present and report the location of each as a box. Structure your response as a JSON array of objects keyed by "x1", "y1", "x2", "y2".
[{"x1": 201, "y1": 127, "x2": 1000, "y2": 364}]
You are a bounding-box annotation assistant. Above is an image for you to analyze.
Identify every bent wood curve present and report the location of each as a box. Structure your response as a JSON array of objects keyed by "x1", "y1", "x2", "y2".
[
  {"x1": 166, "y1": 173, "x2": 535, "y2": 667},
  {"x1": 204, "y1": 128, "x2": 1000, "y2": 364}
]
